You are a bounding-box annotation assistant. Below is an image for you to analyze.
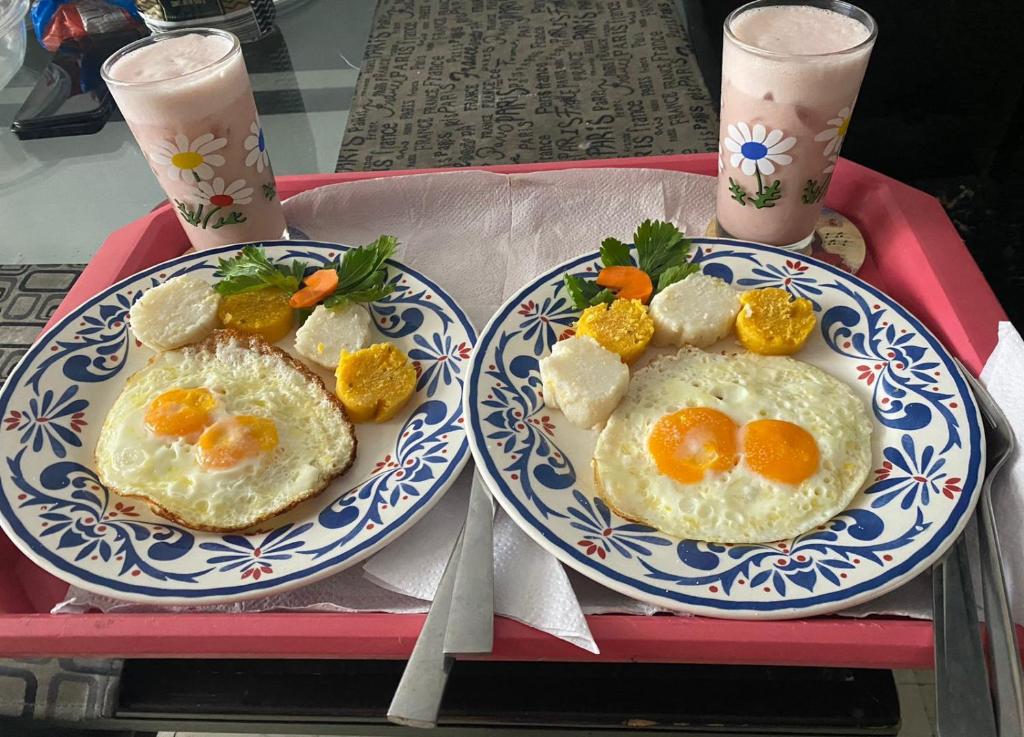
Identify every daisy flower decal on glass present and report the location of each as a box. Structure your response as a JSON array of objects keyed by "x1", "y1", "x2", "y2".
[
  {"x1": 814, "y1": 106, "x2": 851, "y2": 157},
  {"x1": 724, "y1": 122, "x2": 796, "y2": 176},
  {"x1": 173, "y1": 178, "x2": 250, "y2": 231},
  {"x1": 802, "y1": 156, "x2": 839, "y2": 205},
  {"x1": 723, "y1": 123, "x2": 795, "y2": 209},
  {"x1": 244, "y1": 119, "x2": 270, "y2": 173},
  {"x1": 150, "y1": 133, "x2": 226, "y2": 182},
  {"x1": 195, "y1": 178, "x2": 254, "y2": 207}
]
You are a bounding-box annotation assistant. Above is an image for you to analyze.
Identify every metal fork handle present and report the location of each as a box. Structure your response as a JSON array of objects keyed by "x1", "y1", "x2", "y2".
[
  {"x1": 954, "y1": 358, "x2": 1024, "y2": 735},
  {"x1": 444, "y1": 472, "x2": 496, "y2": 656},
  {"x1": 934, "y1": 534, "x2": 997, "y2": 737},
  {"x1": 978, "y1": 487, "x2": 1024, "y2": 735}
]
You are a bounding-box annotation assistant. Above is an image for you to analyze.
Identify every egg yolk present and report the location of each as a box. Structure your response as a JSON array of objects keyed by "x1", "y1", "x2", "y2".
[
  {"x1": 144, "y1": 388, "x2": 215, "y2": 438},
  {"x1": 197, "y1": 415, "x2": 278, "y2": 470},
  {"x1": 648, "y1": 408, "x2": 739, "y2": 483},
  {"x1": 743, "y1": 419, "x2": 819, "y2": 484}
]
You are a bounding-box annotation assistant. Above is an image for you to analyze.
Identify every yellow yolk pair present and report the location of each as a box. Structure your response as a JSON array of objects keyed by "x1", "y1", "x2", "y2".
[
  {"x1": 647, "y1": 407, "x2": 819, "y2": 485},
  {"x1": 143, "y1": 387, "x2": 278, "y2": 470}
]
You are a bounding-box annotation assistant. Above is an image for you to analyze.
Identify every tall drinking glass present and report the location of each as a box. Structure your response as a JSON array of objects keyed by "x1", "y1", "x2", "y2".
[
  {"x1": 102, "y1": 29, "x2": 286, "y2": 250},
  {"x1": 715, "y1": 0, "x2": 876, "y2": 250}
]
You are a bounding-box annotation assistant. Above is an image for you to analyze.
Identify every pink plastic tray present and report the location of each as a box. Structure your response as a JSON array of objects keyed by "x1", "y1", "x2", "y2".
[{"x1": 0, "y1": 154, "x2": 1008, "y2": 667}]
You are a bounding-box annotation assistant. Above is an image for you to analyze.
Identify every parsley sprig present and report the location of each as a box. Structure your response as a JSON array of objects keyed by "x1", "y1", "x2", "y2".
[
  {"x1": 563, "y1": 219, "x2": 697, "y2": 310},
  {"x1": 563, "y1": 274, "x2": 616, "y2": 310},
  {"x1": 213, "y1": 236, "x2": 398, "y2": 308},
  {"x1": 213, "y1": 245, "x2": 306, "y2": 296},
  {"x1": 323, "y1": 235, "x2": 396, "y2": 308}
]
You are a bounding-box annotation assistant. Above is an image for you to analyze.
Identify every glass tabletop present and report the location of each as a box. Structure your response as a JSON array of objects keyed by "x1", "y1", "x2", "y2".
[{"x1": 0, "y1": 0, "x2": 375, "y2": 264}]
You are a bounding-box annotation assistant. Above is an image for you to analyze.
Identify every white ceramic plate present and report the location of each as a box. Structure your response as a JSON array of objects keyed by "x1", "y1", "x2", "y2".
[
  {"x1": 0, "y1": 241, "x2": 475, "y2": 604},
  {"x1": 465, "y1": 238, "x2": 984, "y2": 618}
]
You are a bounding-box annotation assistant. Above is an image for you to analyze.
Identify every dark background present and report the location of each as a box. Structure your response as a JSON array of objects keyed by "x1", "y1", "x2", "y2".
[{"x1": 683, "y1": 0, "x2": 1024, "y2": 325}]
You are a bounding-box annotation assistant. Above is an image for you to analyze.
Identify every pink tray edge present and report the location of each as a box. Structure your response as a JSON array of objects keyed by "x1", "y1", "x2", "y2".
[
  {"x1": 24, "y1": 153, "x2": 1011, "y2": 666},
  {"x1": 0, "y1": 612, "x2": 939, "y2": 668}
]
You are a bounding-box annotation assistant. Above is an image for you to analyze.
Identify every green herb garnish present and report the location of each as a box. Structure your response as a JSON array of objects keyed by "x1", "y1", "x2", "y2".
[
  {"x1": 563, "y1": 220, "x2": 696, "y2": 310},
  {"x1": 323, "y1": 235, "x2": 397, "y2": 308},
  {"x1": 655, "y1": 261, "x2": 700, "y2": 293},
  {"x1": 598, "y1": 237, "x2": 632, "y2": 267},
  {"x1": 213, "y1": 245, "x2": 307, "y2": 295},
  {"x1": 563, "y1": 274, "x2": 616, "y2": 309},
  {"x1": 213, "y1": 235, "x2": 398, "y2": 310}
]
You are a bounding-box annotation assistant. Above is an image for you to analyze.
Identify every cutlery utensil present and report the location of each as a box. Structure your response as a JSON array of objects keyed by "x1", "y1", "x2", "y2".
[
  {"x1": 934, "y1": 532, "x2": 997, "y2": 737},
  {"x1": 387, "y1": 528, "x2": 465, "y2": 728},
  {"x1": 444, "y1": 472, "x2": 496, "y2": 656},
  {"x1": 956, "y1": 360, "x2": 1023, "y2": 736}
]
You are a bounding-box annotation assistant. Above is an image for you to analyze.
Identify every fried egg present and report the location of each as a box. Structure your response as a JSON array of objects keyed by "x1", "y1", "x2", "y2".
[
  {"x1": 593, "y1": 349, "x2": 872, "y2": 543},
  {"x1": 95, "y1": 329, "x2": 356, "y2": 531}
]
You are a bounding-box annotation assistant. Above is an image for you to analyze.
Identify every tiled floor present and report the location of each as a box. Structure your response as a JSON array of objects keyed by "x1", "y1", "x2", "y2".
[{"x1": 895, "y1": 669, "x2": 937, "y2": 737}]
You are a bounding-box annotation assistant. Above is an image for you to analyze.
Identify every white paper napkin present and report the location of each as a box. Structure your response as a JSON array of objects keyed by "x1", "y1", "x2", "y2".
[
  {"x1": 364, "y1": 473, "x2": 597, "y2": 652},
  {"x1": 363, "y1": 470, "x2": 470, "y2": 600},
  {"x1": 492, "y1": 513, "x2": 596, "y2": 652},
  {"x1": 285, "y1": 168, "x2": 716, "y2": 329},
  {"x1": 980, "y1": 322, "x2": 1024, "y2": 623},
  {"x1": 55, "y1": 563, "x2": 429, "y2": 615},
  {"x1": 284, "y1": 169, "x2": 1022, "y2": 642}
]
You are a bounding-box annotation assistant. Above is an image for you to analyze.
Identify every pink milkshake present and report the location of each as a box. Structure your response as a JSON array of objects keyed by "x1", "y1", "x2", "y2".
[
  {"x1": 102, "y1": 30, "x2": 285, "y2": 250},
  {"x1": 716, "y1": 1, "x2": 876, "y2": 249}
]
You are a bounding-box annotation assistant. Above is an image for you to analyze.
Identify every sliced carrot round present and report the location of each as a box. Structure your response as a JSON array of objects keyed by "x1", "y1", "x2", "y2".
[
  {"x1": 288, "y1": 268, "x2": 339, "y2": 308},
  {"x1": 597, "y1": 265, "x2": 653, "y2": 303}
]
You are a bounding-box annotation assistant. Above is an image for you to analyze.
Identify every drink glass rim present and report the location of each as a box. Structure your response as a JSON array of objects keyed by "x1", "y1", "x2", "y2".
[
  {"x1": 100, "y1": 28, "x2": 241, "y2": 89},
  {"x1": 724, "y1": 0, "x2": 877, "y2": 60}
]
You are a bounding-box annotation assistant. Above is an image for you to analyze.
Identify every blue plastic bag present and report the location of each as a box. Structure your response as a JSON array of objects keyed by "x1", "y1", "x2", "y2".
[{"x1": 31, "y1": 0, "x2": 142, "y2": 49}]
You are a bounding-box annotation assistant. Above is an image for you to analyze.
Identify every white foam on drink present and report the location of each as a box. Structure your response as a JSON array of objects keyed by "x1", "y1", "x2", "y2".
[
  {"x1": 106, "y1": 33, "x2": 250, "y2": 126},
  {"x1": 731, "y1": 5, "x2": 870, "y2": 55},
  {"x1": 723, "y1": 5, "x2": 873, "y2": 105},
  {"x1": 107, "y1": 33, "x2": 234, "y2": 84}
]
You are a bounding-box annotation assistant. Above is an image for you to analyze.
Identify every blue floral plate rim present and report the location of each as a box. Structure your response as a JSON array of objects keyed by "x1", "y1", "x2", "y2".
[
  {"x1": 464, "y1": 236, "x2": 984, "y2": 618},
  {"x1": 0, "y1": 240, "x2": 476, "y2": 604}
]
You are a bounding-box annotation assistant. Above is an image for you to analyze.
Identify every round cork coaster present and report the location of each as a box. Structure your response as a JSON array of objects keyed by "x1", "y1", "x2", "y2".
[{"x1": 705, "y1": 207, "x2": 867, "y2": 274}]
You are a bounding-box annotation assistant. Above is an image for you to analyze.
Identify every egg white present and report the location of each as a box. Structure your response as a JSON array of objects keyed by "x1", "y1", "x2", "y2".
[
  {"x1": 592, "y1": 348, "x2": 873, "y2": 543},
  {"x1": 95, "y1": 333, "x2": 355, "y2": 531}
]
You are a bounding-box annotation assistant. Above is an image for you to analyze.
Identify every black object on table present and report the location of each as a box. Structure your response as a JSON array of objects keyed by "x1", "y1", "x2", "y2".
[
  {"x1": 88, "y1": 659, "x2": 899, "y2": 735},
  {"x1": 10, "y1": 29, "x2": 147, "y2": 141}
]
